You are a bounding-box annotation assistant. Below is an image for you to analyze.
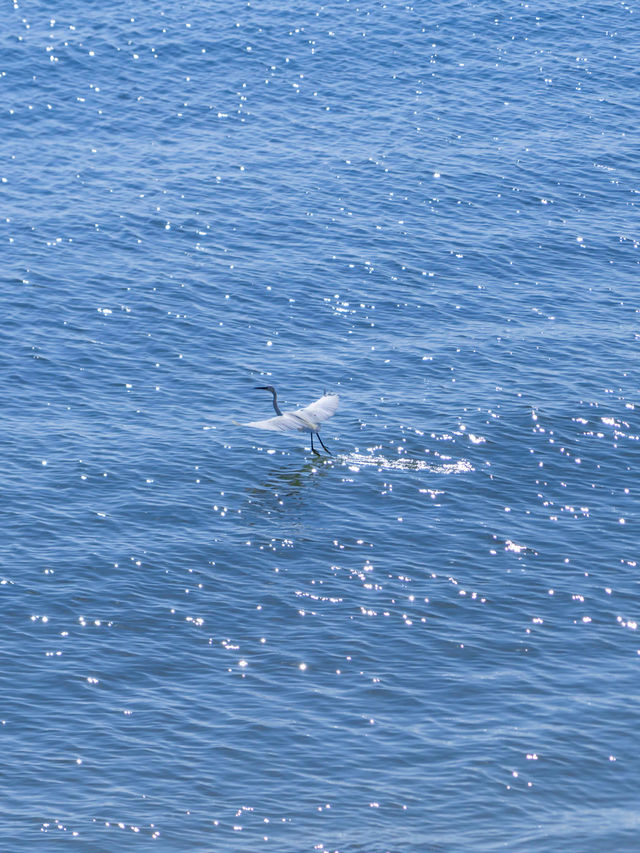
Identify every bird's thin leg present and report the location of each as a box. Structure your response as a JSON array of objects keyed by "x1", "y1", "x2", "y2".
[
  {"x1": 317, "y1": 433, "x2": 331, "y2": 454},
  {"x1": 310, "y1": 433, "x2": 321, "y2": 456}
]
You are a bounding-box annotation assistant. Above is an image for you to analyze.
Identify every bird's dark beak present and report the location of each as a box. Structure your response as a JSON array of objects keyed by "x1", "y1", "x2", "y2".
[{"x1": 254, "y1": 386, "x2": 269, "y2": 390}]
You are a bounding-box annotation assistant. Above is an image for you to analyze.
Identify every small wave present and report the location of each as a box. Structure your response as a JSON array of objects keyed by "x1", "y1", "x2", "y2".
[{"x1": 342, "y1": 454, "x2": 474, "y2": 474}]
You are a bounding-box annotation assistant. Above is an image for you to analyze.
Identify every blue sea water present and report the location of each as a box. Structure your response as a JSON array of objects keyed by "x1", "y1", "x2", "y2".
[{"x1": 2, "y1": 0, "x2": 640, "y2": 849}]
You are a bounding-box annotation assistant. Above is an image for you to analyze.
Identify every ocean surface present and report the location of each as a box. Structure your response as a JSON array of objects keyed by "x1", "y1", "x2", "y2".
[{"x1": 2, "y1": 0, "x2": 640, "y2": 849}]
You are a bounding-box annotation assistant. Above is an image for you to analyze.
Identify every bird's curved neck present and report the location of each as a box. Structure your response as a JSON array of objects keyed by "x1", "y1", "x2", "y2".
[{"x1": 270, "y1": 389, "x2": 282, "y2": 416}]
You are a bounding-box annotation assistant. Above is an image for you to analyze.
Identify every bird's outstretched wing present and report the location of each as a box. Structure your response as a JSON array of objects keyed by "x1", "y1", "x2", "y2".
[
  {"x1": 243, "y1": 412, "x2": 312, "y2": 432},
  {"x1": 294, "y1": 393, "x2": 339, "y2": 425},
  {"x1": 243, "y1": 394, "x2": 339, "y2": 432}
]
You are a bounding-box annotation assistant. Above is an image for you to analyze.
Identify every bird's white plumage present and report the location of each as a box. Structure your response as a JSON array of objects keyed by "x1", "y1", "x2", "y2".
[
  {"x1": 296, "y1": 393, "x2": 340, "y2": 424},
  {"x1": 244, "y1": 393, "x2": 339, "y2": 433}
]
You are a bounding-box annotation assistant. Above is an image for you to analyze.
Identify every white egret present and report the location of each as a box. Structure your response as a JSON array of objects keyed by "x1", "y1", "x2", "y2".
[{"x1": 242, "y1": 385, "x2": 339, "y2": 455}]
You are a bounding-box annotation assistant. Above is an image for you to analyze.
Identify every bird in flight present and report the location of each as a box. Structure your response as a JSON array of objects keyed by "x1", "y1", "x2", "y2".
[{"x1": 241, "y1": 385, "x2": 339, "y2": 455}]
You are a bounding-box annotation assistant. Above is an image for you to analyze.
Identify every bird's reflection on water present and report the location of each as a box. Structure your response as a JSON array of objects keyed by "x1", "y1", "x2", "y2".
[{"x1": 244, "y1": 456, "x2": 334, "y2": 522}]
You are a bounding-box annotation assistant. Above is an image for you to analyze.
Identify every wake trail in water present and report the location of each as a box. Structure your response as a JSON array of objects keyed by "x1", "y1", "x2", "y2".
[{"x1": 340, "y1": 453, "x2": 475, "y2": 474}]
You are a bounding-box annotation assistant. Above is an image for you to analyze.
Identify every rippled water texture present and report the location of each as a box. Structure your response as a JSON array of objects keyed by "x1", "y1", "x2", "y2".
[{"x1": 2, "y1": 0, "x2": 640, "y2": 849}]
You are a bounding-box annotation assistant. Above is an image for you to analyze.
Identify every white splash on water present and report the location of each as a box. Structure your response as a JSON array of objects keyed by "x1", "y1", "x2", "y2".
[{"x1": 342, "y1": 454, "x2": 474, "y2": 474}]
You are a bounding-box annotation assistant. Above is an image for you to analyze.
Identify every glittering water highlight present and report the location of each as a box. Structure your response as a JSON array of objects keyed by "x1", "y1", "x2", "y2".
[{"x1": 2, "y1": 0, "x2": 640, "y2": 850}]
